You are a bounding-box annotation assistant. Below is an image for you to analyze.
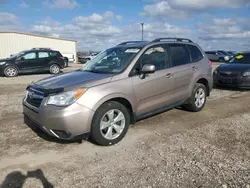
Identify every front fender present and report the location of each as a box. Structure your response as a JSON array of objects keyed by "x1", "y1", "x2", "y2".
[{"x1": 92, "y1": 93, "x2": 135, "y2": 112}]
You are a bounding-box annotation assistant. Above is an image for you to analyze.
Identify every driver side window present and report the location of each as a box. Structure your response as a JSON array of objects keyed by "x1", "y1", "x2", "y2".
[
  {"x1": 22, "y1": 52, "x2": 36, "y2": 60},
  {"x1": 132, "y1": 45, "x2": 168, "y2": 75}
]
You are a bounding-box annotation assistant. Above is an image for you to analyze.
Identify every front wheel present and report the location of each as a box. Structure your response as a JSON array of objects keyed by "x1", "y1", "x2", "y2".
[
  {"x1": 91, "y1": 101, "x2": 130, "y2": 146},
  {"x1": 184, "y1": 83, "x2": 207, "y2": 112},
  {"x1": 4, "y1": 66, "x2": 19, "y2": 77},
  {"x1": 49, "y1": 64, "x2": 60, "y2": 74}
]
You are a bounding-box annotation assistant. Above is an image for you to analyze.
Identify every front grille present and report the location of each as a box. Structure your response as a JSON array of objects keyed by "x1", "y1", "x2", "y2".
[
  {"x1": 219, "y1": 71, "x2": 239, "y2": 78},
  {"x1": 26, "y1": 87, "x2": 45, "y2": 108}
]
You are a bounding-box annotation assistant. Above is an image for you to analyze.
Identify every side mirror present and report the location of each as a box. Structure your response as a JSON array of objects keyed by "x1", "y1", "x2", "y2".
[
  {"x1": 20, "y1": 57, "x2": 25, "y2": 60},
  {"x1": 141, "y1": 64, "x2": 156, "y2": 74},
  {"x1": 139, "y1": 64, "x2": 155, "y2": 79}
]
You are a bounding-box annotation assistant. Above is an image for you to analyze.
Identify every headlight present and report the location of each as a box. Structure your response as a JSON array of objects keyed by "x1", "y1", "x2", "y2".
[
  {"x1": 47, "y1": 89, "x2": 87, "y2": 106},
  {"x1": 0, "y1": 61, "x2": 6, "y2": 65},
  {"x1": 243, "y1": 72, "x2": 250, "y2": 77}
]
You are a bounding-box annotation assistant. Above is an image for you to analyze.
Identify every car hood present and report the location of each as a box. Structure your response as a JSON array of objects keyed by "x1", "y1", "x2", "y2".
[
  {"x1": 217, "y1": 63, "x2": 250, "y2": 72},
  {"x1": 33, "y1": 70, "x2": 113, "y2": 90}
]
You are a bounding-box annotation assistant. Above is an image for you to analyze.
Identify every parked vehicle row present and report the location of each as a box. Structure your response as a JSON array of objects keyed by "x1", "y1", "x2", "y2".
[{"x1": 23, "y1": 38, "x2": 213, "y2": 146}]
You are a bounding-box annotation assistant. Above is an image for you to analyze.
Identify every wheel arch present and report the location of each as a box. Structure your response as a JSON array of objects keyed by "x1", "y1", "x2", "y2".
[
  {"x1": 92, "y1": 94, "x2": 135, "y2": 124},
  {"x1": 48, "y1": 61, "x2": 62, "y2": 69},
  {"x1": 195, "y1": 77, "x2": 210, "y2": 96}
]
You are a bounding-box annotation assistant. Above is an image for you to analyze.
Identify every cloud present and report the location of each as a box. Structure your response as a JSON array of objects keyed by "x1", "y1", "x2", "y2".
[
  {"x1": 142, "y1": 0, "x2": 250, "y2": 19},
  {"x1": 44, "y1": 0, "x2": 78, "y2": 9},
  {"x1": 0, "y1": 12, "x2": 20, "y2": 25},
  {"x1": 196, "y1": 18, "x2": 250, "y2": 50},
  {"x1": 20, "y1": 1, "x2": 28, "y2": 8},
  {"x1": 198, "y1": 18, "x2": 250, "y2": 40},
  {"x1": 142, "y1": 1, "x2": 187, "y2": 19},
  {"x1": 30, "y1": 11, "x2": 124, "y2": 49},
  {"x1": 0, "y1": 12, "x2": 23, "y2": 31},
  {"x1": 169, "y1": 0, "x2": 250, "y2": 10}
]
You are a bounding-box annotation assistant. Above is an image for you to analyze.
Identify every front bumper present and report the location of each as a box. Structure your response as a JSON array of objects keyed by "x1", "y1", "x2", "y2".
[
  {"x1": 23, "y1": 99, "x2": 94, "y2": 140},
  {"x1": 214, "y1": 74, "x2": 250, "y2": 88}
]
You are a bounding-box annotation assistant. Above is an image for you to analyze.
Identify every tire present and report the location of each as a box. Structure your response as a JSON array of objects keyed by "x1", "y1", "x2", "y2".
[
  {"x1": 184, "y1": 83, "x2": 207, "y2": 112},
  {"x1": 4, "y1": 66, "x2": 19, "y2": 77},
  {"x1": 218, "y1": 58, "x2": 224, "y2": 62},
  {"x1": 91, "y1": 101, "x2": 130, "y2": 146},
  {"x1": 64, "y1": 58, "x2": 69, "y2": 67},
  {"x1": 49, "y1": 64, "x2": 60, "y2": 74}
]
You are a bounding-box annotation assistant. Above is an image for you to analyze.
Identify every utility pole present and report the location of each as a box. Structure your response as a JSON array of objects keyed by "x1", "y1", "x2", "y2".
[{"x1": 140, "y1": 23, "x2": 144, "y2": 41}]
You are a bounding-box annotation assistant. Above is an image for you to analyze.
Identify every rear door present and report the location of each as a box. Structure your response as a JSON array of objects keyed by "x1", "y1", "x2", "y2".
[
  {"x1": 37, "y1": 51, "x2": 51, "y2": 70},
  {"x1": 131, "y1": 44, "x2": 175, "y2": 115},
  {"x1": 168, "y1": 43, "x2": 199, "y2": 102},
  {"x1": 15, "y1": 52, "x2": 39, "y2": 72}
]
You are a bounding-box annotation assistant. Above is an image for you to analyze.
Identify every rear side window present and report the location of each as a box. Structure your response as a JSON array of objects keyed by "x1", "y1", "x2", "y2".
[
  {"x1": 38, "y1": 52, "x2": 49, "y2": 58},
  {"x1": 187, "y1": 45, "x2": 203, "y2": 62},
  {"x1": 169, "y1": 44, "x2": 190, "y2": 67}
]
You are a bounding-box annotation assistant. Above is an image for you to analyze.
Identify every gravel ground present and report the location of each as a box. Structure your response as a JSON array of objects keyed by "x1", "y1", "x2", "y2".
[{"x1": 0, "y1": 63, "x2": 250, "y2": 188}]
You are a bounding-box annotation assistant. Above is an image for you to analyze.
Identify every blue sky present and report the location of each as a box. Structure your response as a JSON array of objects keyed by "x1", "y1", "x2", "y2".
[{"x1": 0, "y1": 0, "x2": 250, "y2": 51}]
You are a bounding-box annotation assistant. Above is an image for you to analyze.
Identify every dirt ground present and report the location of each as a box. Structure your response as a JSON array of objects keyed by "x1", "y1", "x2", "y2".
[{"x1": 0, "y1": 63, "x2": 250, "y2": 188}]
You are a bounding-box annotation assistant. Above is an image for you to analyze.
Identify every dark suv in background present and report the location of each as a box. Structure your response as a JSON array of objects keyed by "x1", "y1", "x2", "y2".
[{"x1": 0, "y1": 48, "x2": 65, "y2": 77}]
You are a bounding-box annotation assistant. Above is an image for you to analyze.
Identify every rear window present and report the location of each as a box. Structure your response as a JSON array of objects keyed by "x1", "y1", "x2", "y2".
[
  {"x1": 169, "y1": 44, "x2": 190, "y2": 66},
  {"x1": 229, "y1": 54, "x2": 250, "y2": 64},
  {"x1": 187, "y1": 45, "x2": 203, "y2": 62}
]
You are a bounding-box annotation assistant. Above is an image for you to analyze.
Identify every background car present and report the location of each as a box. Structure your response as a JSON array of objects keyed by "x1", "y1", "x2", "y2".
[
  {"x1": 0, "y1": 48, "x2": 65, "y2": 77},
  {"x1": 205, "y1": 51, "x2": 228, "y2": 62},
  {"x1": 213, "y1": 52, "x2": 250, "y2": 88}
]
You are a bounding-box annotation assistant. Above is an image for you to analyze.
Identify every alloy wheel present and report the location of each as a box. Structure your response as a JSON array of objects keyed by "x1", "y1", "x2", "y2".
[
  {"x1": 100, "y1": 109, "x2": 126, "y2": 140},
  {"x1": 194, "y1": 88, "x2": 205, "y2": 108}
]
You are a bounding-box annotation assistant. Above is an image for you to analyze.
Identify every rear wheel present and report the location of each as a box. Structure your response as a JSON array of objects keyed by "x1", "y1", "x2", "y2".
[
  {"x1": 49, "y1": 64, "x2": 60, "y2": 74},
  {"x1": 64, "y1": 57, "x2": 69, "y2": 67},
  {"x1": 91, "y1": 101, "x2": 130, "y2": 146},
  {"x1": 4, "y1": 66, "x2": 18, "y2": 77},
  {"x1": 184, "y1": 83, "x2": 207, "y2": 112}
]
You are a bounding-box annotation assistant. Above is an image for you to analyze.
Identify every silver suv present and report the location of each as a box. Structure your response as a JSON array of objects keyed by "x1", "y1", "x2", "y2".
[{"x1": 23, "y1": 38, "x2": 213, "y2": 146}]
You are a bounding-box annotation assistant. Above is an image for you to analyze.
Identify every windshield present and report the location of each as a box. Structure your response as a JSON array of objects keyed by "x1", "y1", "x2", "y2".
[
  {"x1": 11, "y1": 51, "x2": 26, "y2": 58},
  {"x1": 80, "y1": 47, "x2": 142, "y2": 74},
  {"x1": 229, "y1": 54, "x2": 250, "y2": 64}
]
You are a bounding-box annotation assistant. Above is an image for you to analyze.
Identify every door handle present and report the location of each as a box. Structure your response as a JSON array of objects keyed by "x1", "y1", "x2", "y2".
[
  {"x1": 192, "y1": 66, "x2": 197, "y2": 71},
  {"x1": 165, "y1": 73, "x2": 173, "y2": 78}
]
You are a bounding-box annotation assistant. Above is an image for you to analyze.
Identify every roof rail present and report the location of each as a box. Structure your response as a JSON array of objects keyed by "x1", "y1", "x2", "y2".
[
  {"x1": 117, "y1": 41, "x2": 148, "y2": 46},
  {"x1": 151, "y1": 38, "x2": 193, "y2": 43},
  {"x1": 31, "y1": 47, "x2": 52, "y2": 50}
]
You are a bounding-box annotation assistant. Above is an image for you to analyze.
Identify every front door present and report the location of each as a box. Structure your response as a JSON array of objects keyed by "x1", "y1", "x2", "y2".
[
  {"x1": 131, "y1": 44, "x2": 175, "y2": 115},
  {"x1": 16, "y1": 52, "x2": 39, "y2": 72}
]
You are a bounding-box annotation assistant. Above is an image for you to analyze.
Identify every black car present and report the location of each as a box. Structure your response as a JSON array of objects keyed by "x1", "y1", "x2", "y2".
[
  {"x1": 0, "y1": 48, "x2": 65, "y2": 77},
  {"x1": 213, "y1": 52, "x2": 250, "y2": 88}
]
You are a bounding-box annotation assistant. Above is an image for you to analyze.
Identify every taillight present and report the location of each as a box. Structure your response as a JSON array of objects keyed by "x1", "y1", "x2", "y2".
[
  {"x1": 59, "y1": 56, "x2": 64, "y2": 60},
  {"x1": 208, "y1": 60, "x2": 212, "y2": 66}
]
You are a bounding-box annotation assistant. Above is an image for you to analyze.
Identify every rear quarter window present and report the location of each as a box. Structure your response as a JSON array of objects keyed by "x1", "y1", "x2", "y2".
[
  {"x1": 187, "y1": 45, "x2": 203, "y2": 62},
  {"x1": 49, "y1": 51, "x2": 62, "y2": 57}
]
